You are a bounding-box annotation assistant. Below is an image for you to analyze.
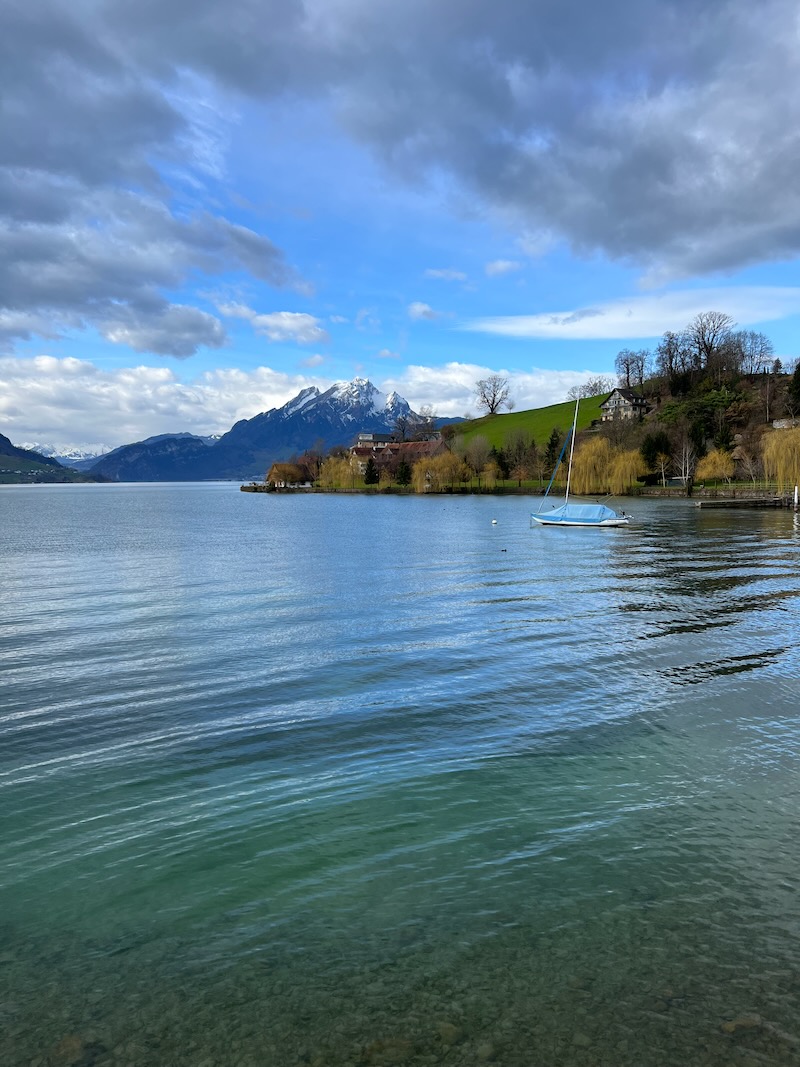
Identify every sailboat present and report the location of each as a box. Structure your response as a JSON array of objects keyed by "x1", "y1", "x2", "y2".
[{"x1": 530, "y1": 399, "x2": 630, "y2": 528}]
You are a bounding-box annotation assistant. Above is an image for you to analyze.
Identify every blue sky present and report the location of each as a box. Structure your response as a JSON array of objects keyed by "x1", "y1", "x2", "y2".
[{"x1": 3, "y1": 0, "x2": 800, "y2": 448}]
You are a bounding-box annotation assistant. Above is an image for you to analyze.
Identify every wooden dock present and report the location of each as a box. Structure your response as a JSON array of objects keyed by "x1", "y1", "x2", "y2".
[{"x1": 695, "y1": 497, "x2": 789, "y2": 509}]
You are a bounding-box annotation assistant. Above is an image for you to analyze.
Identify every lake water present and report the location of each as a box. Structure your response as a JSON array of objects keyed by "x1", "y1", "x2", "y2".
[{"x1": 1, "y1": 484, "x2": 799, "y2": 1067}]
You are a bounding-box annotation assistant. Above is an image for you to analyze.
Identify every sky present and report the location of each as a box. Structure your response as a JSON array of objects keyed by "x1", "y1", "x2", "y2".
[{"x1": 3, "y1": 0, "x2": 800, "y2": 450}]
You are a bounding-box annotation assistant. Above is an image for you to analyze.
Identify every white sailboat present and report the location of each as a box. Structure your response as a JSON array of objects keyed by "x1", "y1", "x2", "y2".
[{"x1": 531, "y1": 399, "x2": 630, "y2": 528}]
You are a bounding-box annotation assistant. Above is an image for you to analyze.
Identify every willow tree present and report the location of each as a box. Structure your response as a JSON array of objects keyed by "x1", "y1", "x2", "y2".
[
  {"x1": 411, "y1": 452, "x2": 467, "y2": 493},
  {"x1": 570, "y1": 437, "x2": 613, "y2": 494},
  {"x1": 609, "y1": 450, "x2": 646, "y2": 494},
  {"x1": 762, "y1": 428, "x2": 800, "y2": 490},
  {"x1": 481, "y1": 460, "x2": 500, "y2": 489},
  {"x1": 695, "y1": 449, "x2": 735, "y2": 484},
  {"x1": 318, "y1": 455, "x2": 356, "y2": 488}
]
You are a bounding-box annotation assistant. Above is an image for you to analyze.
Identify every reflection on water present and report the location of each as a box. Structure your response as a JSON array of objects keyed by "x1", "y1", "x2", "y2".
[{"x1": 1, "y1": 487, "x2": 799, "y2": 1067}]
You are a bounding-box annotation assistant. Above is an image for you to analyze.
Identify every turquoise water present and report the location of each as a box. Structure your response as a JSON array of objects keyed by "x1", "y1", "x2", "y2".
[{"x1": 1, "y1": 484, "x2": 799, "y2": 1067}]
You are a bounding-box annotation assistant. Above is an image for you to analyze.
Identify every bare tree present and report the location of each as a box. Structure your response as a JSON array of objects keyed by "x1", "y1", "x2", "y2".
[
  {"x1": 630, "y1": 349, "x2": 649, "y2": 390},
  {"x1": 566, "y1": 375, "x2": 614, "y2": 401},
  {"x1": 656, "y1": 330, "x2": 692, "y2": 379},
  {"x1": 394, "y1": 413, "x2": 410, "y2": 441},
  {"x1": 734, "y1": 330, "x2": 774, "y2": 376},
  {"x1": 412, "y1": 405, "x2": 438, "y2": 439},
  {"x1": 674, "y1": 435, "x2": 697, "y2": 486},
  {"x1": 465, "y1": 434, "x2": 492, "y2": 484},
  {"x1": 505, "y1": 428, "x2": 534, "y2": 486},
  {"x1": 474, "y1": 375, "x2": 512, "y2": 415},
  {"x1": 615, "y1": 349, "x2": 635, "y2": 389},
  {"x1": 686, "y1": 311, "x2": 735, "y2": 376}
]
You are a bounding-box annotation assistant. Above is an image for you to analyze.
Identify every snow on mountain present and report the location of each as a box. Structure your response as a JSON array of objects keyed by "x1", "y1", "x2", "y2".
[
  {"x1": 282, "y1": 387, "x2": 321, "y2": 417},
  {"x1": 69, "y1": 378, "x2": 443, "y2": 481},
  {"x1": 17, "y1": 442, "x2": 112, "y2": 463}
]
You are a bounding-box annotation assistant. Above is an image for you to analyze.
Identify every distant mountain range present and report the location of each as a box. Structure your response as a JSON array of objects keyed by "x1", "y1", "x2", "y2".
[
  {"x1": 0, "y1": 433, "x2": 99, "y2": 483},
  {"x1": 17, "y1": 442, "x2": 113, "y2": 464},
  {"x1": 15, "y1": 379, "x2": 457, "y2": 483}
]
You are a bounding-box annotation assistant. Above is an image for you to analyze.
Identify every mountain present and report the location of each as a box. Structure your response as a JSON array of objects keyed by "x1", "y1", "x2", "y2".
[
  {"x1": 0, "y1": 433, "x2": 101, "y2": 483},
  {"x1": 17, "y1": 442, "x2": 113, "y2": 466},
  {"x1": 88, "y1": 379, "x2": 442, "y2": 482}
]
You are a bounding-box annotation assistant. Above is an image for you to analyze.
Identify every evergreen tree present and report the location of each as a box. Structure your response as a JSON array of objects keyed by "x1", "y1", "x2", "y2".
[
  {"x1": 490, "y1": 445, "x2": 510, "y2": 480},
  {"x1": 640, "y1": 430, "x2": 672, "y2": 470},
  {"x1": 545, "y1": 428, "x2": 562, "y2": 469},
  {"x1": 396, "y1": 459, "x2": 412, "y2": 486},
  {"x1": 788, "y1": 363, "x2": 800, "y2": 416},
  {"x1": 364, "y1": 456, "x2": 379, "y2": 485}
]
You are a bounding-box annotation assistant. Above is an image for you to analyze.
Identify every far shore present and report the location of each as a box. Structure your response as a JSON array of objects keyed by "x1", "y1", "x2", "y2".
[{"x1": 242, "y1": 482, "x2": 797, "y2": 503}]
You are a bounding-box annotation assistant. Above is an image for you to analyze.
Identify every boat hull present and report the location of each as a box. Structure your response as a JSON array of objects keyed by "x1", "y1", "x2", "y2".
[{"x1": 531, "y1": 514, "x2": 630, "y2": 527}]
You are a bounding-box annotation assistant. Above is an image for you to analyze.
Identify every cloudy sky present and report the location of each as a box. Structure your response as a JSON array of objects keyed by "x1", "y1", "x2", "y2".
[{"x1": 3, "y1": 0, "x2": 800, "y2": 448}]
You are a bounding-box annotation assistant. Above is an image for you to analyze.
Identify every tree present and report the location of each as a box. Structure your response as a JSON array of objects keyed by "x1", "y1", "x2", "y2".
[
  {"x1": 614, "y1": 349, "x2": 648, "y2": 390},
  {"x1": 787, "y1": 362, "x2": 800, "y2": 418},
  {"x1": 465, "y1": 434, "x2": 492, "y2": 484},
  {"x1": 394, "y1": 413, "x2": 410, "y2": 441},
  {"x1": 396, "y1": 459, "x2": 412, "y2": 486},
  {"x1": 609, "y1": 450, "x2": 647, "y2": 494},
  {"x1": 655, "y1": 452, "x2": 671, "y2": 487},
  {"x1": 411, "y1": 452, "x2": 467, "y2": 493},
  {"x1": 640, "y1": 430, "x2": 673, "y2": 472},
  {"x1": 762, "y1": 428, "x2": 800, "y2": 490},
  {"x1": 686, "y1": 311, "x2": 735, "y2": 380},
  {"x1": 489, "y1": 445, "x2": 510, "y2": 480},
  {"x1": 412, "y1": 405, "x2": 438, "y2": 438},
  {"x1": 571, "y1": 437, "x2": 613, "y2": 494},
  {"x1": 505, "y1": 428, "x2": 534, "y2": 486},
  {"x1": 733, "y1": 330, "x2": 773, "y2": 376},
  {"x1": 695, "y1": 449, "x2": 735, "y2": 484},
  {"x1": 545, "y1": 427, "x2": 563, "y2": 470},
  {"x1": 567, "y1": 375, "x2": 614, "y2": 400},
  {"x1": 615, "y1": 349, "x2": 635, "y2": 389},
  {"x1": 363, "y1": 456, "x2": 379, "y2": 485},
  {"x1": 474, "y1": 375, "x2": 512, "y2": 415},
  {"x1": 656, "y1": 330, "x2": 689, "y2": 380},
  {"x1": 481, "y1": 460, "x2": 501, "y2": 489},
  {"x1": 674, "y1": 433, "x2": 697, "y2": 486}
]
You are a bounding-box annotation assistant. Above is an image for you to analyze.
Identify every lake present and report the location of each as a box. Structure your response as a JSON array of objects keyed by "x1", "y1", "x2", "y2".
[{"x1": 1, "y1": 483, "x2": 799, "y2": 1067}]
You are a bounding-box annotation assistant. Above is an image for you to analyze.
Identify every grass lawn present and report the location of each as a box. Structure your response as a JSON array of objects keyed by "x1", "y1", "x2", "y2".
[{"x1": 456, "y1": 395, "x2": 605, "y2": 449}]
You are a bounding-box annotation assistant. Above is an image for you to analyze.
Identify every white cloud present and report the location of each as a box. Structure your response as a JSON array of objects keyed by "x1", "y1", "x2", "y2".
[
  {"x1": 517, "y1": 232, "x2": 557, "y2": 259},
  {"x1": 485, "y1": 259, "x2": 522, "y2": 277},
  {"x1": 464, "y1": 287, "x2": 800, "y2": 341},
  {"x1": 218, "y1": 303, "x2": 329, "y2": 344},
  {"x1": 408, "y1": 301, "x2": 442, "y2": 321},
  {"x1": 376, "y1": 347, "x2": 400, "y2": 359},
  {"x1": 301, "y1": 353, "x2": 325, "y2": 367},
  {"x1": 424, "y1": 268, "x2": 467, "y2": 282},
  {"x1": 101, "y1": 304, "x2": 227, "y2": 358},
  {"x1": 329, "y1": 315, "x2": 348, "y2": 324},
  {"x1": 3, "y1": 354, "x2": 610, "y2": 450},
  {"x1": 382, "y1": 362, "x2": 598, "y2": 418},
  {"x1": 355, "y1": 308, "x2": 381, "y2": 331},
  {"x1": 0, "y1": 356, "x2": 331, "y2": 449}
]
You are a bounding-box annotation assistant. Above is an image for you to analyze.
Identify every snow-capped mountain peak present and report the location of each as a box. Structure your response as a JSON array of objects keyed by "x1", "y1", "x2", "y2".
[
  {"x1": 325, "y1": 377, "x2": 387, "y2": 412},
  {"x1": 17, "y1": 442, "x2": 112, "y2": 462}
]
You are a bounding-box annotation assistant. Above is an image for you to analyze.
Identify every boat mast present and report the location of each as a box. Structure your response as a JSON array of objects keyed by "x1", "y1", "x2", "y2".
[{"x1": 564, "y1": 398, "x2": 579, "y2": 504}]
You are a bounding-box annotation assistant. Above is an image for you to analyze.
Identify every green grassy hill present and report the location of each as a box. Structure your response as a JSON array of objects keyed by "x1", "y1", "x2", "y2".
[{"x1": 455, "y1": 394, "x2": 605, "y2": 449}]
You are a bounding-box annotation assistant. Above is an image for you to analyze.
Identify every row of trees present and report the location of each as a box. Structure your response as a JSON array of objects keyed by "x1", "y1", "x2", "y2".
[
  {"x1": 605, "y1": 312, "x2": 778, "y2": 397},
  {"x1": 285, "y1": 416, "x2": 800, "y2": 495}
]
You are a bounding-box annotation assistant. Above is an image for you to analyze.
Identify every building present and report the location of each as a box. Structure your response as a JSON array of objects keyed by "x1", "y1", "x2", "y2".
[
  {"x1": 354, "y1": 432, "x2": 396, "y2": 449},
  {"x1": 349, "y1": 438, "x2": 448, "y2": 476},
  {"x1": 599, "y1": 388, "x2": 650, "y2": 421},
  {"x1": 265, "y1": 462, "x2": 314, "y2": 488}
]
